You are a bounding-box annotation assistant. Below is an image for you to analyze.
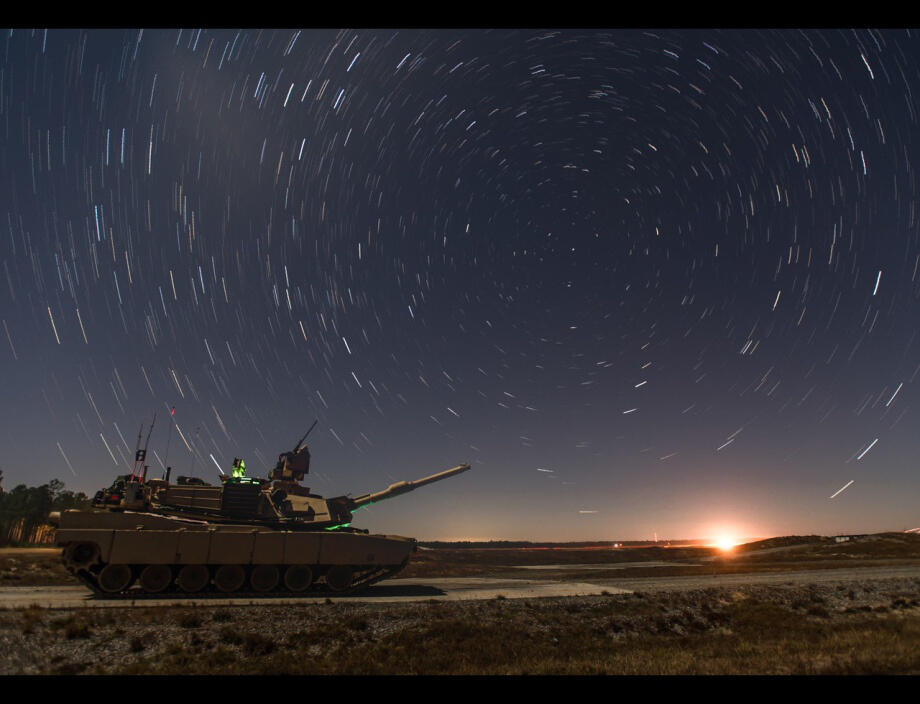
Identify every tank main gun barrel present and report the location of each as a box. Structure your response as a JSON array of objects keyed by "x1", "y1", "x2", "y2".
[{"x1": 347, "y1": 463, "x2": 471, "y2": 510}]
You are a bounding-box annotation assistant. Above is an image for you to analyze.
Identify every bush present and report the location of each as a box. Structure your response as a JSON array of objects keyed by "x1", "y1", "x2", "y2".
[
  {"x1": 20, "y1": 607, "x2": 44, "y2": 634},
  {"x1": 179, "y1": 613, "x2": 202, "y2": 628},
  {"x1": 219, "y1": 626, "x2": 244, "y2": 646},
  {"x1": 242, "y1": 633, "x2": 276, "y2": 656},
  {"x1": 344, "y1": 616, "x2": 369, "y2": 631},
  {"x1": 51, "y1": 615, "x2": 92, "y2": 639}
]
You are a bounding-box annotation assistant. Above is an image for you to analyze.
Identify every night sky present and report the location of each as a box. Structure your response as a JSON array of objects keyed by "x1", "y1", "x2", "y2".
[{"x1": 1, "y1": 28, "x2": 918, "y2": 541}]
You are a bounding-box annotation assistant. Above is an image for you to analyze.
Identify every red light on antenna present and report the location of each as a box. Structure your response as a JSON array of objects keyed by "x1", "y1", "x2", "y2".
[{"x1": 170, "y1": 407, "x2": 175, "y2": 416}]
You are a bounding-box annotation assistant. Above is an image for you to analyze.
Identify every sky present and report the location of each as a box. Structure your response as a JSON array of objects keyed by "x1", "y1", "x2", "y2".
[{"x1": 0, "y1": 28, "x2": 918, "y2": 541}]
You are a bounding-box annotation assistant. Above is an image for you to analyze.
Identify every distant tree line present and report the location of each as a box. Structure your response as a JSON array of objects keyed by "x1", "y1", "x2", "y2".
[
  {"x1": 0, "y1": 472, "x2": 92, "y2": 546},
  {"x1": 417, "y1": 540, "x2": 701, "y2": 549}
]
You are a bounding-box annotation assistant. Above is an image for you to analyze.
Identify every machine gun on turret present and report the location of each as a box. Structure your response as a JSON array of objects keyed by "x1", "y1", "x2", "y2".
[{"x1": 268, "y1": 420, "x2": 318, "y2": 494}]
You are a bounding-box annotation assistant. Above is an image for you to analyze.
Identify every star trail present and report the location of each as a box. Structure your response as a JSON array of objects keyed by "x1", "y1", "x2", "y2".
[{"x1": 1, "y1": 28, "x2": 918, "y2": 541}]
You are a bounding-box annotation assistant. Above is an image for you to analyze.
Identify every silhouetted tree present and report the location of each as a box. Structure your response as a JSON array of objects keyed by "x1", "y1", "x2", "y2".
[{"x1": 48, "y1": 478, "x2": 65, "y2": 500}]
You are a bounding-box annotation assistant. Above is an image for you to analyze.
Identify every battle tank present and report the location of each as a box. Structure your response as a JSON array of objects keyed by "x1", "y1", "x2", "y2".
[{"x1": 51, "y1": 423, "x2": 470, "y2": 597}]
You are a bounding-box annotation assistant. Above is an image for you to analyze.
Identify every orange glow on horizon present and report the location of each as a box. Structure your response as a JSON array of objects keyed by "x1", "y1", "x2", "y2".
[{"x1": 712, "y1": 534, "x2": 738, "y2": 552}]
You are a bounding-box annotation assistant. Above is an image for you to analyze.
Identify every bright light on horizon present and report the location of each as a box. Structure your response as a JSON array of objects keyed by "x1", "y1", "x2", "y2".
[{"x1": 712, "y1": 534, "x2": 737, "y2": 551}]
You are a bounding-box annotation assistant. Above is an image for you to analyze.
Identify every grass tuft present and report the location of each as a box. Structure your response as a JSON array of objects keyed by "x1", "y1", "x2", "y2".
[
  {"x1": 212, "y1": 610, "x2": 233, "y2": 623},
  {"x1": 242, "y1": 632, "x2": 276, "y2": 656},
  {"x1": 344, "y1": 615, "x2": 369, "y2": 631},
  {"x1": 50, "y1": 614, "x2": 92, "y2": 640},
  {"x1": 178, "y1": 612, "x2": 202, "y2": 628}
]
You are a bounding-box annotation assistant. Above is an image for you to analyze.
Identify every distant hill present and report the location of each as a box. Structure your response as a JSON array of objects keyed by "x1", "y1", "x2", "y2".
[
  {"x1": 736, "y1": 535, "x2": 827, "y2": 552},
  {"x1": 734, "y1": 532, "x2": 920, "y2": 560}
]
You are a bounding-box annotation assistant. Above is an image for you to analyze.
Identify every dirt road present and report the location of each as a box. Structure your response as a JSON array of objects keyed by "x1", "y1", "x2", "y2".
[
  {"x1": 593, "y1": 563, "x2": 920, "y2": 592},
  {"x1": 2, "y1": 563, "x2": 918, "y2": 609},
  {"x1": 0, "y1": 577, "x2": 624, "y2": 608}
]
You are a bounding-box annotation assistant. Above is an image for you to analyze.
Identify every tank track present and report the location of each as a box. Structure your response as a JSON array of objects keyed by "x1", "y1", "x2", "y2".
[{"x1": 70, "y1": 562, "x2": 407, "y2": 600}]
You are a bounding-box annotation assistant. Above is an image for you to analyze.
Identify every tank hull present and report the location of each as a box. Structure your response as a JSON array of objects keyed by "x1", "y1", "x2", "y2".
[{"x1": 56, "y1": 509, "x2": 415, "y2": 598}]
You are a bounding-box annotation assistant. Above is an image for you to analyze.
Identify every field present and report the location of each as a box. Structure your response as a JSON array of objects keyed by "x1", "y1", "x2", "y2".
[{"x1": 1, "y1": 534, "x2": 919, "y2": 675}]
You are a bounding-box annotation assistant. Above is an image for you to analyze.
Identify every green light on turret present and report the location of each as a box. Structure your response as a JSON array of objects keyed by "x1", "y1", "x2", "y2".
[{"x1": 325, "y1": 523, "x2": 352, "y2": 531}]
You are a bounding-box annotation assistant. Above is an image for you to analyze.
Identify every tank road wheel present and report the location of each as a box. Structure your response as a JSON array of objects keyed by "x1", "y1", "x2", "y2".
[
  {"x1": 214, "y1": 565, "x2": 246, "y2": 593},
  {"x1": 98, "y1": 564, "x2": 134, "y2": 593},
  {"x1": 177, "y1": 565, "x2": 210, "y2": 593},
  {"x1": 139, "y1": 565, "x2": 173, "y2": 593},
  {"x1": 325, "y1": 565, "x2": 354, "y2": 592},
  {"x1": 283, "y1": 565, "x2": 313, "y2": 592},
  {"x1": 250, "y1": 565, "x2": 279, "y2": 592}
]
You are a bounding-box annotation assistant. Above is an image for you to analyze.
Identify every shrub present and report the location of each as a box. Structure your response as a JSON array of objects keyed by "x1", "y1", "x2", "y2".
[
  {"x1": 219, "y1": 626, "x2": 244, "y2": 646},
  {"x1": 50, "y1": 614, "x2": 92, "y2": 638},
  {"x1": 212, "y1": 610, "x2": 233, "y2": 623},
  {"x1": 242, "y1": 632, "x2": 276, "y2": 656},
  {"x1": 344, "y1": 616, "x2": 369, "y2": 631},
  {"x1": 179, "y1": 613, "x2": 202, "y2": 628}
]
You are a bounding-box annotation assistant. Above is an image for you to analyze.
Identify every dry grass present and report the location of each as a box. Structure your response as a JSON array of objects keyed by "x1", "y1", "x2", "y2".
[
  {"x1": 2, "y1": 580, "x2": 918, "y2": 675},
  {"x1": 49, "y1": 614, "x2": 92, "y2": 640},
  {"x1": 0, "y1": 553, "x2": 75, "y2": 586},
  {"x1": 108, "y1": 597, "x2": 920, "y2": 675}
]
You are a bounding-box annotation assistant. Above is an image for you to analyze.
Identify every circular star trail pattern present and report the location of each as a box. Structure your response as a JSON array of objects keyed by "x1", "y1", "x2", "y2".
[{"x1": 1, "y1": 28, "x2": 918, "y2": 540}]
